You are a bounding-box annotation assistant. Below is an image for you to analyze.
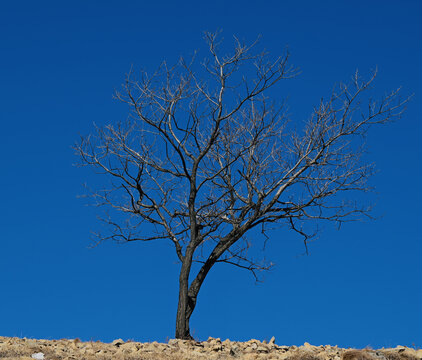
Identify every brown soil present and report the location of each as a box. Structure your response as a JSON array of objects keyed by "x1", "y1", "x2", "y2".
[{"x1": 0, "y1": 336, "x2": 420, "y2": 360}]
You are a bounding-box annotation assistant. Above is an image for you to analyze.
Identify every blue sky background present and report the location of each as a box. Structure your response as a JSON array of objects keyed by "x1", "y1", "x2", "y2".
[{"x1": 1, "y1": 0, "x2": 421, "y2": 349}]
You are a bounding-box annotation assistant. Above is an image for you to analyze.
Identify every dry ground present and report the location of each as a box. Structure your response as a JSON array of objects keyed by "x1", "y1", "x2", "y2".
[{"x1": 0, "y1": 336, "x2": 420, "y2": 360}]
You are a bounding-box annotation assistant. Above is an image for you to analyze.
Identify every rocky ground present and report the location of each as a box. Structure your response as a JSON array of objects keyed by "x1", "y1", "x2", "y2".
[{"x1": 0, "y1": 336, "x2": 420, "y2": 360}]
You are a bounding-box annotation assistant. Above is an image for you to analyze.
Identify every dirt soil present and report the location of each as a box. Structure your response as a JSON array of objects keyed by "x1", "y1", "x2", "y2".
[{"x1": 0, "y1": 336, "x2": 420, "y2": 360}]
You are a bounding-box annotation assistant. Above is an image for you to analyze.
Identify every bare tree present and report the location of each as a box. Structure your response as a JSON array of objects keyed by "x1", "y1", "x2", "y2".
[{"x1": 75, "y1": 32, "x2": 407, "y2": 340}]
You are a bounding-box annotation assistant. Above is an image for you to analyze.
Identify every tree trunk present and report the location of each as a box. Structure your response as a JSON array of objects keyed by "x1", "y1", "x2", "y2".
[
  {"x1": 174, "y1": 251, "x2": 223, "y2": 339},
  {"x1": 174, "y1": 234, "x2": 240, "y2": 339},
  {"x1": 175, "y1": 254, "x2": 194, "y2": 339}
]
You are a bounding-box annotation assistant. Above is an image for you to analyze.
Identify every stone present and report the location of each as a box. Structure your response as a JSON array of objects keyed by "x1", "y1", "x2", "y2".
[
  {"x1": 302, "y1": 342, "x2": 316, "y2": 352},
  {"x1": 257, "y1": 345, "x2": 270, "y2": 353},
  {"x1": 111, "y1": 339, "x2": 125, "y2": 347},
  {"x1": 249, "y1": 339, "x2": 261, "y2": 344},
  {"x1": 244, "y1": 354, "x2": 259, "y2": 360},
  {"x1": 2, "y1": 335, "x2": 418, "y2": 360},
  {"x1": 121, "y1": 342, "x2": 140, "y2": 351},
  {"x1": 168, "y1": 339, "x2": 179, "y2": 346},
  {"x1": 85, "y1": 348, "x2": 96, "y2": 355},
  {"x1": 396, "y1": 346, "x2": 406, "y2": 353},
  {"x1": 31, "y1": 353, "x2": 44, "y2": 360},
  {"x1": 231, "y1": 344, "x2": 240, "y2": 353},
  {"x1": 26, "y1": 340, "x2": 38, "y2": 347}
]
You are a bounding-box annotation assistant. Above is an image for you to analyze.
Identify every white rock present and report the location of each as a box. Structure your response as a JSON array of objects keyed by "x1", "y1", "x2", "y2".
[{"x1": 32, "y1": 353, "x2": 45, "y2": 360}]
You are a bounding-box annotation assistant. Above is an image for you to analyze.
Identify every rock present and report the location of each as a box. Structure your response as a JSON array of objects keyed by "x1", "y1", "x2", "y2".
[
  {"x1": 85, "y1": 348, "x2": 96, "y2": 355},
  {"x1": 257, "y1": 345, "x2": 270, "y2": 353},
  {"x1": 26, "y1": 340, "x2": 38, "y2": 347},
  {"x1": 231, "y1": 344, "x2": 240, "y2": 353},
  {"x1": 244, "y1": 354, "x2": 259, "y2": 360},
  {"x1": 204, "y1": 337, "x2": 221, "y2": 351},
  {"x1": 2, "y1": 336, "x2": 418, "y2": 360},
  {"x1": 342, "y1": 350, "x2": 375, "y2": 360},
  {"x1": 212, "y1": 345, "x2": 223, "y2": 351},
  {"x1": 112, "y1": 339, "x2": 125, "y2": 347},
  {"x1": 207, "y1": 337, "x2": 216, "y2": 342},
  {"x1": 302, "y1": 342, "x2": 316, "y2": 352},
  {"x1": 396, "y1": 346, "x2": 406, "y2": 353},
  {"x1": 248, "y1": 339, "x2": 261, "y2": 344},
  {"x1": 121, "y1": 342, "x2": 140, "y2": 351},
  {"x1": 31, "y1": 353, "x2": 44, "y2": 360}
]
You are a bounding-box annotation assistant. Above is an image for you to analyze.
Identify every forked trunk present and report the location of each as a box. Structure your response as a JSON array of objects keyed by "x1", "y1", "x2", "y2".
[
  {"x1": 175, "y1": 255, "x2": 194, "y2": 339},
  {"x1": 174, "y1": 238, "x2": 233, "y2": 339}
]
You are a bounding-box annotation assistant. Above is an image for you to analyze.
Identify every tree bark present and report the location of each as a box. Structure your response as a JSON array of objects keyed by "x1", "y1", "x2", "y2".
[
  {"x1": 175, "y1": 251, "x2": 194, "y2": 339},
  {"x1": 175, "y1": 232, "x2": 243, "y2": 339},
  {"x1": 175, "y1": 246, "x2": 218, "y2": 340}
]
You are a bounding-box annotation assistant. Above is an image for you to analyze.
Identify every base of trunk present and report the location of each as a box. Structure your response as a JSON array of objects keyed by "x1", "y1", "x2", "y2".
[{"x1": 175, "y1": 327, "x2": 194, "y2": 340}]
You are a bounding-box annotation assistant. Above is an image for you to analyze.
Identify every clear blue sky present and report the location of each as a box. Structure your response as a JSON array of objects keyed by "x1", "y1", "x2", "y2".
[{"x1": 1, "y1": 0, "x2": 421, "y2": 349}]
